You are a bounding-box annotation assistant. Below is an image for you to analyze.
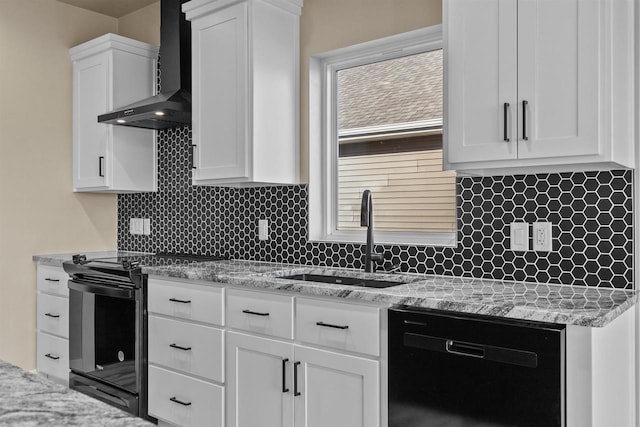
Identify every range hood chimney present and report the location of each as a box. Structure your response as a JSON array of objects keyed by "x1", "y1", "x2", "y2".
[{"x1": 98, "y1": 0, "x2": 191, "y2": 129}]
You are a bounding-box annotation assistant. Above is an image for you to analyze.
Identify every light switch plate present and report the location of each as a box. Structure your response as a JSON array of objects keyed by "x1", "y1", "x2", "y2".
[
  {"x1": 143, "y1": 218, "x2": 151, "y2": 236},
  {"x1": 258, "y1": 219, "x2": 268, "y2": 241},
  {"x1": 510, "y1": 222, "x2": 529, "y2": 251},
  {"x1": 532, "y1": 222, "x2": 552, "y2": 252}
]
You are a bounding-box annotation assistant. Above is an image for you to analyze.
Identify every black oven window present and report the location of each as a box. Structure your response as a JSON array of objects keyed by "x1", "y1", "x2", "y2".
[{"x1": 93, "y1": 295, "x2": 136, "y2": 390}]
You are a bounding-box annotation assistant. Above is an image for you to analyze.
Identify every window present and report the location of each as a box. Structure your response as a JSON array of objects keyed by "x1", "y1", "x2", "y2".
[{"x1": 309, "y1": 25, "x2": 456, "y2": 246}]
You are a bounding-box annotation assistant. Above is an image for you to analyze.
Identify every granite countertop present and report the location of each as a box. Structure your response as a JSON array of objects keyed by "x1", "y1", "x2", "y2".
[
  {"x1": 34, "y1": 251, "x2": 637, "y2": 328},
  {"x1": 0, "y1": 360, "x2": 153, "y2": 426}
]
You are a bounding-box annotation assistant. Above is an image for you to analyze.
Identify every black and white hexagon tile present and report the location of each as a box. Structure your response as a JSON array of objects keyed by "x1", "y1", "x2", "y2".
[{"x1": 118, "y1": 126, "x2": 633, "y2": 289}]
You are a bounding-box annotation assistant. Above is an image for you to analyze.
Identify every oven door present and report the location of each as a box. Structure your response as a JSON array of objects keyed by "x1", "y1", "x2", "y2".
[{"x1": 68, "y1": 279, "x2": 140, "y2": 395}]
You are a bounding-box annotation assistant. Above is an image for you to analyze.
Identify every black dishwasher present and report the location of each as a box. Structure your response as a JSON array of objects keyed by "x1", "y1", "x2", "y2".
[{"x1": 389, "y1": 307, "x2": 565, "y2": 427}]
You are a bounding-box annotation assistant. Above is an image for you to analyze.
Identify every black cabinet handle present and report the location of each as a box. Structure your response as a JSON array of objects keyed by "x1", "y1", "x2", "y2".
[
  {"x1": 522, "y1": 100, "x2": 529, "y2": 141},
  {"x1": 316, "y1": 321, "x2": 349, "y2": 330},
  {"x1": 44, "y1": 278, "x2": 60, "y2": 282},
  {"x1": 170, "y1": 396, "x2": 192, "y2": 407},
  {"x1": 242, "y1": 309, "x2": 269, "y2": 317},
  {"x1": 191, "y1": 144, "x2": 197, "y2": 169},
  {"x1": 293, "y1": 361, "x2": 301, "y2": 397},
  {"x1": 503, "y1": 102, "x2": 510, "y2": 142},
  {"x1": 169, "y1": 343, "x2": 192, "y2": 351},
  {"x1": 169, "y1": 298, "x2": 191, "y2": 304},
  {"x1": 44, "y1": 353, "x2": 60, "y2": 360},
  {"x1": 98, "y1": 156, "x2": 104, "y2": 177},
  {"x1": 44, "y1": 313, "x2": 60, "y2": 318},
  {"x1": 282, "y1": 358, "x2": 289, "y2": 393}
]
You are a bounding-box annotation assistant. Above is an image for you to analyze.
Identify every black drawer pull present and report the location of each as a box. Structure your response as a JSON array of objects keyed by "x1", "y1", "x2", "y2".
[
  {"x1": 44, "y1": 278, "x2": 60, "y2": 282},
  {"x1": 522, "y1": 100, "x2": 529, "y2": 141},
  {"x1": 45, "y1": 353, "x2": 60, "y2": 360},
  {"x1": 170, "y1": 396, "x2": 192, "y2": 406},
  {"x1": 191, "y1": 144, "x2": 197, "y2": 169},
  {"x1": 98, "y1": 156, "x2": 104, "y2": 177},
  {"x1": 293, "y1": 361, "x2": 301, "y2": 397},
  {"x1": 169, "y1": 343, "x2": 192, "y2": 351},
  {"x1": 282, "y1": 358, "x2": 289, "y2": 393},
  {"x1": 169, "y1": 298, "x2": 191, "y2": 304},
  {"x1": 503, "y1": 102, "x2": 510, "y2": 142},
  {"x1": 44, "y1": 313, "x2": 60, "y2": 318},
  {"x1": 242, "y1": 309, "x2": 269, "y2": 317},
  {"x1": 316, "y1": 321, "x2": 349, "y2": 330}
]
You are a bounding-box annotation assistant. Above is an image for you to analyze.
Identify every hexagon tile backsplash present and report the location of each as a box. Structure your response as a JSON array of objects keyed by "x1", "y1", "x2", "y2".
[{"x1": 118, "y1": 126, "x2": 633, "y2": 289}]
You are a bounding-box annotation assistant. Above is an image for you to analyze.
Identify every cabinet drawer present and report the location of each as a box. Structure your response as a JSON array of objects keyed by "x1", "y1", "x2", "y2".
[
  {"x1": 37, "y1": 265, "x2": 69, "y2": 297},
  {"x1": 148, "y1": 365, "x2": 224, "y2": 427},
  {"x1": 226, "y1": 289, "x2": 293, "y2": 339},
  {"x1": 37, "y1": 293, "x2": 69, "y2": 338},
  {"x1": 149, "y1": 315, "x2": 224, "y2": 383},
  {"x1": 37, "y1": 332, "x2": 69, "y2": 383},
  {"x1": 148, "y1": 278, "x2": 224, "y2": 326},
  {"x1": 295, "y1": 298, "x2": 380, "y2": 357}
]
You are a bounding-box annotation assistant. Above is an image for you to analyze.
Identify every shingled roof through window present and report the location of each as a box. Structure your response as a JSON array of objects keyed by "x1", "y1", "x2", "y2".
[{"x1": 337, "y1": 49, "x2": 443, "y2": 132}]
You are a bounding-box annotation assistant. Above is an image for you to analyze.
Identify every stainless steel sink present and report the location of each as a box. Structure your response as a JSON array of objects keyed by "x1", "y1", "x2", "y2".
[{"x1": 281, "y1": 273, "x2": 405, "y2": 289}]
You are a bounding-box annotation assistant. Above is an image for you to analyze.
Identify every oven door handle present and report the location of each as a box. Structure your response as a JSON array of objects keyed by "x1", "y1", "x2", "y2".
[{"x1": 68, "y1": 280, "x2": 135, "y2": 299}]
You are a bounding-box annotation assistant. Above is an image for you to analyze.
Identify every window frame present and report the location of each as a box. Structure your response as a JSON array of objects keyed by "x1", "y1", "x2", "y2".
[{"x1": 308, "y1": 24, "x2": 456, "y2": 247}]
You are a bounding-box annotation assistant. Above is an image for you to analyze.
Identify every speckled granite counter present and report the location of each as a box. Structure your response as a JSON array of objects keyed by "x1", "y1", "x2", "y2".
[
  {"x1": 34, "y1": 251, "x2": 636, "y2": 328},
  {"x1": 0, "y1": 360, "x2": 152, "y2": 426}
]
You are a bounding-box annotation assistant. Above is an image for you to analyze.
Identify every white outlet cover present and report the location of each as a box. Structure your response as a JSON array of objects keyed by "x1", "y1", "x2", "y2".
[
  {"x1": 532, "y1": 222, "x2": 552, "y2": 252},
  {"x1": 143, "y1": 218, "x2": 151, "y2": 236},
  {"x1": 510, "y1": 223, "x2": 529, "y2": 251},
  {"x1": 130, "y1": 218, "x2": 143, "y2": 235},
  {"x1": 258, "y1": 219, "x2": 268, "y2": 241}
]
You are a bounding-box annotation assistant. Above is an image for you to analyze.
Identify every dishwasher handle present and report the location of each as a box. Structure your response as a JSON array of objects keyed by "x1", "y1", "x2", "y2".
[
  {"x1": 446, "y1": 340, "x2": 484, "y2": 358},
  {"x1": 404, "y1": 332, "x2": 538, "y2": 368}
]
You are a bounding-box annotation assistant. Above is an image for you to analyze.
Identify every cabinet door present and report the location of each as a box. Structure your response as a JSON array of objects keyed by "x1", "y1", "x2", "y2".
[
  {"x1": 192, "y1": 2, "x2": 249, "y2": 183},
  {"x1": 517, "y1": 0, "x2": 600, "y2": 159},
  {"x1": 73, "y1": 52, "x2": 109, "y2": 189},
  {"x1": 226, "y1": 331, "x2": 294, "y2": 427},
  {"x1": 445, "y1": 0, "x2": 518, "y2": 164},
  {"x1": 294, "y1": 345, "x2": 380, "y2": 427}
]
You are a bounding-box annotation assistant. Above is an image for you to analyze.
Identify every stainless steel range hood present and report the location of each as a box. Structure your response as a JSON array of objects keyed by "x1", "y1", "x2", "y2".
[{"x1": 98, "y1": 0, "x2": 191, "y2": 130}]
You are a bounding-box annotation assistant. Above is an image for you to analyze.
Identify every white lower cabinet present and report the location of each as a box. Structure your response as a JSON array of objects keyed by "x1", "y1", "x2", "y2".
[
  {"x1": 147, "y1": 277, "x2": 225, "y2": 426},
  {"x1": 149, "y1": 365, "x2": 224, "y2": 427},
  {"x1": 147, "y1": 280, "x2": 384, "y2": 427},
  {"x1": 36, "y1": 332, "x2": 70, "y2": 382},
  {"x1": 35, "y1": 264, "x2": 70, "y2": 384},
  {"x1": 226, "y1": 290, "x2": 383, "y2": 427},
  {"x1": 294, "y1": 345, "x2": 379, "y2": 427},
  {"x1": 226, "y1": 332, "x2": 294, "y2": 427},
  {"x1": 226, "y1": 332, "x2": 380, "y2": 427}
]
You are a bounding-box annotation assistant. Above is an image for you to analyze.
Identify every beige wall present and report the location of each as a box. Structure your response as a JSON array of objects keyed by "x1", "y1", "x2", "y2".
[
  {"x1": 118, "y1": 1, "x2": 161, "y2": 46},
  {"x1": 299, "y1": 0, "x2": 443, "y2": 181},
  {"x1": 0, "y1": 0, "x2": 159, "y2": 370}
]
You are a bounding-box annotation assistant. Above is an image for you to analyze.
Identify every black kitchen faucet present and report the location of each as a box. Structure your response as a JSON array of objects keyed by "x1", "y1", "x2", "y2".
[{"x1": 361, "y1": 189, "x2": 385, "y2": 273}]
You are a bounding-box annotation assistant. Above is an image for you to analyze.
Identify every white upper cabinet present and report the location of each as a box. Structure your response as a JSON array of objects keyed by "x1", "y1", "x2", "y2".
[
  {"x1": 183, "y1": 0, "x2": 302, "y2": 186},
  {"x1": 444, "y1": 0, "x2": 634, "y2": 175},
  {"x1": 70, "y1": 34, "x2": 158, "y2": 192}
]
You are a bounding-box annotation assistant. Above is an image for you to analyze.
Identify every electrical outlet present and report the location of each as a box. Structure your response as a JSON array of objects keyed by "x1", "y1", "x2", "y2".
[
  {"x1": 129, "y1": 218, "x2": 143, "y2": 235},
  {"x1": 532, "y1": 222, "x2": 552, "y2": 252},
  {"x1": 258, "y1": 219, "x2": 268, "y2": 241},
  {"x1": 510, "y1": 222, "x2": 529, "y2": 251}
]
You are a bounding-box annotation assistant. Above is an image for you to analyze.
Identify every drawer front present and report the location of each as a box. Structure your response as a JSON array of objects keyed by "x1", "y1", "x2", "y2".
[
  {"x1": 148, "y1": 365, "x2": 224, "y2": 427},
  {"x1": 149, "y1": 315, "x2": 224, "y2": 383},
  {"x1": 37, "y1": 265, "x2": 69, "y2": 297},
  {"x1": 148, "y1": 278, "x2": 224, "y2": 326},
  {"x1": 226, "y1": 288, "x2": 293, "y2": 339},
  {"x1": 295, "y1": 297, "x2": 380, "y2": 357},
  {"x1": 37, "y1": 332, "x2": 69, "y2": 383},
  {"x1": 37, "y1": 293, "x2": 69, "y2": 338}
]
